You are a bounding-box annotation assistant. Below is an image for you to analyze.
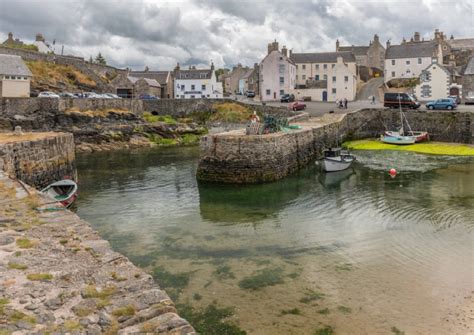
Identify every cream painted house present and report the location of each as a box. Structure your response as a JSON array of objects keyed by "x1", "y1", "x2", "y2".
[
  {"x1": 0, "y1": 55, "x2": 32, "y2": 98},
  {"x1": 173, "y1": 63, "x2": 223, "y2": 99},
  {"x1": 384, "y1": 41, "x2": 442, "y2": 83},
  {"x1": 414, "y1": 61, "x2": 461, "y2": 101},
  {"x1": 290, "y1": 52, "x2": 357, "y2": 101},
  {"x1": 259, "y1": 41, "x2": 296, "y2": 101}
]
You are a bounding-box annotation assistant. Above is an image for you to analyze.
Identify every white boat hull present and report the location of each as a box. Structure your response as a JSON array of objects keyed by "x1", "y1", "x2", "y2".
[
  {"x1": 381, "y1": 135, "x2": 416, "y2": 145},
  {"x1": 322, "y1": 157, "x2": 354, "y2": 172}
]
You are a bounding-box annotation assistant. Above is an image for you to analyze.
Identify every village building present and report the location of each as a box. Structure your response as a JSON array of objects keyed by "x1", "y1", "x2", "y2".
[
  {"x1": 129, "y1": 70, "x2": 173, "y2": 98},
  {"x1": 238, "y1": 64, "x2": 259, "y2": 95},
  {"x1": 222, "y1": 64, "x2": 249, "y2": 94},
  {"x1": 336, "y1": 34, "x2": 386, "y2": 71},
  {"x1": 414, "y1": 60, "x2": 462, "y2": 101},
  {"x1": 110, "y1": 74, "x2": 161, "y2": 98},
  {"x1": 173, "y1": 63, "x2": 223, "y2": 99},
  {"x1": 32, "y1": 33, "x2": 54, "y2": 53},
  {"x1": 2, "y1": 32, "x2": 25, "y2": 48},
  {"x1": 259, "y1": 41, "x2": 296, "y2": 101},
  {"x1": 290, "y1": 52, "x2": 357, "y2": 102},
  {"x1": 461, "y1": 56, "x2": 474, "y2": 102},
  {"x1": 384, "y1": 37, "x2": 442, "y2": 84},
  {"x1": 0, "y1": 54, "x2": 32, "y2": 98}
]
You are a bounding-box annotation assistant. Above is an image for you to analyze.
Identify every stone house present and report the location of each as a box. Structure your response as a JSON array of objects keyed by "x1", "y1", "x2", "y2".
[
  {"x1": 259, "y1": 41, "x2": 296, "y2": 101},
  {"x1": 110, "y1": 74, "x2": 161, "y2": 98},
  {"x1": 173, "y1": 63, "x2": 223, "y2": 99},
  {"x1": 336, "y1": 34, "x2": 386, "y2": 71},
  {"x1": 461, "y1": 56, "x2": 474, "y2": 101},
  {"x1": 32, "y1": 34, "x2": 54, "y2": 54},
  {"x1": 129, "y1": 70, "x2": 173, "y2": 98},
  {"x1": 224, "y1": 64, "x2": 249, "y2": 94},
  {"x1": 0, "y1": 54, "x2": 32, "y2": 98},
  {"x1": 384, "y1": 39, "x2": 443, "y2": 84},
  {"x1": 238, "y1": 63, "x2": 259, "y2": 95},
  {"x1": 414, "y1": 60, "x2": 462, "y2": 101},
  {"x1": 2, "y1": 32, "x2": 25, "y2": 48}
]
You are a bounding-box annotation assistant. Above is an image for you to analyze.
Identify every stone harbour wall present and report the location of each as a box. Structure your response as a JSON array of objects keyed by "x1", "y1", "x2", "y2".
[
  {"x1": 0, "y1": 132, "x2": 76, "y2": 189},
  {"x1": 197, "y1": 109, "x2": 473, "y2": 183}
]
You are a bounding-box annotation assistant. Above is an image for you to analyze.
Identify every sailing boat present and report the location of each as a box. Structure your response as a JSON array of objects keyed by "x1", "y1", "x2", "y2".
[{"x1": 381, "y1": 94, "x2": 428, "y2": 145}]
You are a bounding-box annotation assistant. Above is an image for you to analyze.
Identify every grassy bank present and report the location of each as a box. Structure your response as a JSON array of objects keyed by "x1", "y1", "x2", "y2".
[{"x1": 343, "y1": 140, "x2": 474, "y2": 156}]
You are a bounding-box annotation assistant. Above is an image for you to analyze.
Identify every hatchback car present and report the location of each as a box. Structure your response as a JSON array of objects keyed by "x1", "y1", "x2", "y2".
[
  {"x1": 426, "y1": 99, "x2": 457, "y2": 110},
  {"x1": 448, "y1": 95, "x2": 461, "y2": 105},
  {"x1": 281, "y1": 94, "x2": 295, "y2": 103},
  {"x1": 139, "y1": 94, "x2": 158, "y2": 100},
  {"x1": 245, "y1": 90, "x2": 255, "y2": 98},
  {"x1": 288, "y1": 101, "x2": 306, "y2": 111}
]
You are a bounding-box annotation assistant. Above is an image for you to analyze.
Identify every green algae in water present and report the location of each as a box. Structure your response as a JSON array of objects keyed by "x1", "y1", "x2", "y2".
[
  {"x1": 213, "y1": 264, "x2": 235, "y2": 280},
  {"x1": 178, "y1": 303, "x2": 246, "y2": 335},
  {"x1": 300, "y1": 289, "x2": 326, "y2": 304},
  {"x1": 337, "y1": 305, "x2": 352, "y2": 314},
  {"x1": 391, "y1": 326, "x2": 405, "y2": 335},
  {"x1": 314, "y1": 325, "x2": 334, "y2": 335},
  {"x1": 238, "y1": 267, "x2": 284, "y2": 290},
  {"x1": 281, "y1": 308, "x2": 302, "y2": 315},
  {"x1": 152, "y1": 266, "x2": 193, "y2": 300},
  {"x1": 317, "y1": 308, "x2": 330, "y2": 315}
]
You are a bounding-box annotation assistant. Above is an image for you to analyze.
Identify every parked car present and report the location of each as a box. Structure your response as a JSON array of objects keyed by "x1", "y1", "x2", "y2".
[
  {"x1": 38, "y1": 91, "x2": 60, "y2": 98},
  {"x1": 245, "y1": 90, "x2": 255, "y2": 98},
  {"x1": 73, "y1": 93, "x2": 85, "y2": 98},
  {"x1": 465, "y1": 91, "x2": 474, "y2": 105},
  {"x1": 384, "y1": 92, "x2": 420, "y2": 109},
  {"x1": 84, "y1": 92, "x2": 102, "y2": 99},
  {"x1": 139, "y1": 94, "x2": 158, "y2": 100},
  {"x1": 448, "y1": 95, "x2": 461, "y2": 105},
  {"x1": 288, "y1": 101, "x2": 306, "y2": 111},
  {"x1": 426, "y1": 99, "x2": 457, "y2": 110},
  {"x1": 59, "y1": 92, "x2": 76, "y2": 98},
  {"x1": 281, "y1": 94, "x2": 295, "y2": 103},
  {"x1": 103, "y1": 93, "x2": 121, "y2": 99}
]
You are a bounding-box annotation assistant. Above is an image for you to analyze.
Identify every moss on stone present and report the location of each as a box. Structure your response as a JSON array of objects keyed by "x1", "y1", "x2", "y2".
[
  {"x1": 317, "y1": 308, "x2": 330, "y2": 315},
  {"x1": 337, "y1": 305, "x2": 352, "y2": 314},
  {"x1": 300, "y1": 289, "x2": 326, "y2": 304},
  {"x1": 27, "y1": 273, "x2": 53, "y2": 281},
  {"x1": 314, "y1": 325, "x2": 334, "y2": 335},
  {"x1": 16, "y1": 238, "x2": 35, "y2": 249},
  {"x1": 83, "y1": 285, "x2": 117, "y2": 299},
  {"x1": 213, "y1": 264, "x2": 235, "y2": 280},
  {"x1": 281, "y1": 308, "x2": 302, "y2": 315},
  {"x1": 112, "y1": 305, "x2": 136, "y2": 317},
  {"x1": 7, "y1": 262, "x2": 28, "y2": 270}
]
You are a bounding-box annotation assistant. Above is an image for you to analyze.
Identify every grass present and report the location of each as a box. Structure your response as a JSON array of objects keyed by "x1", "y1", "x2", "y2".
[
  {"x1": 7, "y1": 262, "x2": 28, "y2": 270},
  {"x1": 300, "y1": 289, "x2": 326, "y2": 304},
  {"x1": 314, "y1": 325, "x2": 334, "y2": 335},
  {"x1": 112, "y1": 305, "x2": 136, "y2": 317},
  {"x1": 210, "y1": 102, "x2": 254, "y2": 123},
  {"x1": 193, "y1": 293, "x2": 203, "y2": 301},
  {"x1": 63, "y1": 319, "x2": 82, "y2": 331},
  {"x1": 26, "y1": 60, "x2": 97, "y2": 89},
  {"x1": 73, "y1": 306, "x2": 93, "y2": 317},
  {"x1": 181, "y1": 133, "x2": 201, "y2": 145},
  {"x1": 111, "y1": 272, "x2": 127, "y2": 282},
  {"x1": 213, "y1": 264, "x2": 235, "y2": 280},
  {"x1": 10, "y1": 310, "x2": 36, "y2": 324},
  {"x1": 146, "y1": 133, "x2": 178, "y2": 146},
  {"x1": 238, "y1": 267, "x2": 284, "y2": 290},
  {"x1": 82, "y1": 285, "x2": 117, "y2": 299},
  {"x1": 16, "y1": 238, "x2": 35, "y2": 249},
  {"x1": 343, "y1": 140, "x2": 474, "y2": 156},
  {"x1": 27, "y1": 273, "x2": 53, "y2": 281},
  {"x1": 0, "y1": 298, "x2": 9, "y2": 315},
  {"x1": 317, "y1": 308, "x2": 330, "y2": 315},
  {"x1": 337, "y1": 305, "x2": 352, "y2": 314},
  {"x1": 281, "y1": 308, "x2": 302, "y2": 315},
  {"x1": 391, "y1": 326, "x2": 405, "y2": 335},
  {"x1": 143, "y1": 112, "x2": 177, "y2": 124},
  {"x1": 178, "y1": 303, "x2": 247, "y2": 335}
]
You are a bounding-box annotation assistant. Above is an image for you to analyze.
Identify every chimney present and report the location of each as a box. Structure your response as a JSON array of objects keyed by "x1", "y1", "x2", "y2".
[
  {"x1": 281, "y1": 45, "x2": 288, "y2": 57},
  {"x1": 434, "y1": 29, "x2": 440, "y2": 40},
  {"x1": 267, "y1": 40, "x2": 279, "y2": 54},
  {"x1": 7, "y1": 32, "x2": 13, "y2": 41},
  {"x1": 414, "y1": 32, "x2": 420, "y2": 42},
  {"x1": 211, "y1": 62, "x2": 215, "y2": 71},
  {"x1": 450, "y1": 34, "x2": 454, "y2": 40},
  {"x1": 174, "y1": 63, "x2": 180, "y2": 72},
  {"x1": 401, "y1": 37, "x2": 406, "y2": 44},
  {"x1": 373, "y1": 34, "x2": 379, "y2": 43},
  {"x1": 289, "y1": 49, "x2": 293, "y2": 58},
  {"x1": 386, "y1": 39, "x2": 391, "y2": 48},
  {"x1": 336, "y1": 39, "x2": 340, "y2": 51},
  {"x1": 35, "y1": 33, "x2": 44, "y2": 42}
]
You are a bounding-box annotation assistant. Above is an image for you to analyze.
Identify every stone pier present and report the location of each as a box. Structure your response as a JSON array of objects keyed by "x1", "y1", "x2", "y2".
[{"x1": 197, "y1": 109, "x2": 474, "y2": 183}]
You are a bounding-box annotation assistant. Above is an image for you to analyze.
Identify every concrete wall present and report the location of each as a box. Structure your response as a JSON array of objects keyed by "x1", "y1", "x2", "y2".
[
  {"x1": 197, "y1": 108, "x2": 474, "y2": 183},
  {"x1": 0, "y1": 132, "x2": 76, "y2": 188},
  {"x1": 1, "y1": 78, "x2": 30, "y2": 98}
]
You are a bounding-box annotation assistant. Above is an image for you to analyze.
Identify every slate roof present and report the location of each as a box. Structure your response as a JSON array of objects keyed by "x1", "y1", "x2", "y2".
[
  {"x1": 462, "y1": 56, "x2": 474, "y2": 75},
  {"x1": 127, "y1": 76, "x2": 161, "y2": 87},
  {"x1": 175, "y1": 69, "x2": 212, "y2": 80},
  {"x1": 129, "y1": 71, "x2": 170, "y2": 85},
  {"x1": 241, "y1": 68, "x2": 254, "y2": 79},
  {"x1": 446, "y1": 38, "x2": 474, "y2": 50},
  {"x1": 338, "y1": 46, "x2": 369, "y2": 56},
  {"x1": 290, "y1": 51, "x2": 356, "y2": 63},
  {"x1": 0, "y1": 55, "x2": 32, "y2": 77},
  {"x1": 385, "y1": 41, "x2": 438, "y2": 59}
]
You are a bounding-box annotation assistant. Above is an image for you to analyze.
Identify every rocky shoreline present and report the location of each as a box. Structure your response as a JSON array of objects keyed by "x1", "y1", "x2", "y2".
[{"x1": 0, "y1": 172, "x2": 195, "y2": 334}]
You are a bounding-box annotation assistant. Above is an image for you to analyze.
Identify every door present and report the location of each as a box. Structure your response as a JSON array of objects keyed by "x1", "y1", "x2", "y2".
[
  {"x1": 322, "y1": 91, "x2": 327, "y2": 101},
  {"x1": 449, "y1": 87, "x2": 459, "y2": 96},
  {"x1": 273, "y1": 92, "x2": 276, "y2": 99}
]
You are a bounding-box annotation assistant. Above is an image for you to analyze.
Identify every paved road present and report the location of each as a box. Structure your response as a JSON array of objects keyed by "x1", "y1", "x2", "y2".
[{"x1": 356, "y1": 77, "x2": 384, "y2": 101}]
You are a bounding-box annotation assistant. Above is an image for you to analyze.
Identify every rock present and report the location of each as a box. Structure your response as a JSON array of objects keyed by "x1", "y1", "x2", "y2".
[
  {"x1": 44, "y1": 297, "x2": 62, "y2": 310},
  {"x1": 19, "y1": 299, "x2": 28, "y2": 304},
  {"x1": 36, "y1": 311, "x2": 56, "y2": 323},
  {"x1": 79, "y1": 318, "x2": 90, "y2": 327},
  {"x1": 0, "y1": 235, "x2": 15, "y2": 245},
  {"x1": 86, "y1": 325, "x2": 102, "y2": 335},
  {"x1": 25, "y1": 304, "x2": 39, "y2": 311},
  {"x1": 15, "y1": 320, "x2": 34, "y2": 330},
  {"x1": 98, "y1": 313, "x2": 112, "y2": 328}
]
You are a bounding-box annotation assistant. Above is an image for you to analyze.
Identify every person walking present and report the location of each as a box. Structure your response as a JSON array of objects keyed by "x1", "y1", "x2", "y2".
[
  {"x1": 371, "y1": 95, "x2": 376, "y2": 104},
  {"x1": 344, "y1": 98, "x2": 348, "y2": 109}
]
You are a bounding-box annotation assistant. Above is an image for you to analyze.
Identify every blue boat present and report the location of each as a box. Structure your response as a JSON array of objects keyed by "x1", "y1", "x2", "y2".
[{"x1": 380, "y1": 134, "x2": 416, "y2": 145}]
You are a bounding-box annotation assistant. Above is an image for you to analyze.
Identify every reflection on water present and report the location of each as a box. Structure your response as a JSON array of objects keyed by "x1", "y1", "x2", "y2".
[{"x1": 76, "y1": 148, "x2": 474, "y2": 334}]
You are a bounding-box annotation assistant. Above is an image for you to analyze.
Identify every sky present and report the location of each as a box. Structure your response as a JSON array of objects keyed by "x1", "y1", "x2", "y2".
[{"x1": 0, "y1": 0, "x2": 472, "y2": 71}]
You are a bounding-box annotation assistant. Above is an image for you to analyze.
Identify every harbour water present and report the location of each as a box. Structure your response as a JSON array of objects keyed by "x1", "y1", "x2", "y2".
[{"x1": 76, "y1": 147, "x2": 473, "y2": 334}]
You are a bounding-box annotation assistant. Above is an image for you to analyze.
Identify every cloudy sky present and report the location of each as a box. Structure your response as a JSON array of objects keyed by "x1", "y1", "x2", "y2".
[{"x1": 0, "y1": 0, "x2": 472, "y2": 70}]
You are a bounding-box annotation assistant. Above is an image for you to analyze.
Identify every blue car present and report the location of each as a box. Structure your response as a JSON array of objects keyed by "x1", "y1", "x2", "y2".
[{"x1": 426, "y1": 99, "x2": 456, "y2": 110}]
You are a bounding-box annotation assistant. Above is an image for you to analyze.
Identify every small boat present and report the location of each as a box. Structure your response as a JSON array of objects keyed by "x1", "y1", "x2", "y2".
[
  {"x1": 384, "y1": 130, "x2": 429, "y2": 143},
  {"x1": 41, "y1": 180, "x2": 78, "y2": 208},
  {"x1": 380, "y1": 134, "x2": 416, "y2": 145},
  {"x1": 321, "y1": 148, "x2": 356, "y2": 172}
]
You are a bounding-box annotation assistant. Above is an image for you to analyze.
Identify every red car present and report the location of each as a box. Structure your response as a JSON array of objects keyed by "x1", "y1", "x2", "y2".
[{"x1": 288, "y1": 101, "x2": 306, "y2": 111}]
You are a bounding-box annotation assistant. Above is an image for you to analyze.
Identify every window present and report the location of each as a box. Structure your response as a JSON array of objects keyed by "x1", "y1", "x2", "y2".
[
  {"x1": 406, "y1": 60, "x2": 410, "y2": 65},
  {"x1": 207, "y1": 94, "x2": 210, "y2": 97},
  {"x1": 391, "y1": 71, "x2": 395, "y2": 77},
  {"x1": 280, "y1": 90, "x2": 284, "y2": 95},
  {"x1": 202, "y1": 84, "x2": 206, "y2": 90},
  {"x1": 266, "y1": 89, "x2": 271, "y2": 95},
  {"x1": 323, "y1": 64, "x2": 327, "y2": 69},
  {"x1": 302, "y1": 65, "x2": 306, "y2": 70},
  {"x1": 181, "y1": 85, "x2": 185, "y2": 91},
  {"x1": 323, "y1": 75, "x2": 327, "y2": 80},
  {"x1": 418, "y1": 58, "x2": 422, "y2": 64},
  {"x1": 332, "y1": 88, "x2": 336, "y2": 94},
  {"x1": 296, "y1": 65, "x2": 298, "y2": 69},
  {"x1": 191, "y1": 84, "x2": 195, "y2": 90},
  {"x1": 332, "y1": 64, "x2": 335, "y2": 69},
  {"x1": 296, "y1": 75, "x2": 298, "y2": 80},
  {"x1": 391, "y1": 59, "x2": 395, "y2": 65},
  {"x1": 180, "y1": 95, "x2": 184, "y2": 99},
  {"x1": 315, "y1": 75, "x2": 320, "y2": 80},
  {"x1": 279, "y1": 56, "x2": 283, "y2": 60},
  {"x1": 190, "y1": 95, "x2": 195, "y2": 99},
  {"x1": 315, "y1": 64, "x2": 319, "y2": 70},
  {"x1": 302, "y1": 75, "x2": 306, "y2": 80},
  {"x1": 332, "y1": 76, "x2": 336, "y2": 83},
  {"x1": 279, "y1": 64, "x2": 285, "y2": 74},
  {"x1": 201, "y1": 95, "x2": 205, "y2": 98},
  {"x1": 280, "y1": 77, "x2": 284, "y2": 84},
  {"x1": 344, "y1": 76, "x2": 349, "y2": 82}
]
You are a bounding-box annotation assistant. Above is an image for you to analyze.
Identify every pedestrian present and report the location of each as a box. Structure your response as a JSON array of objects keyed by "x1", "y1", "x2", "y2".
[
  {"x1": 344, "y1": 98, "x2": 348, "y2": 109},
  {"x1": 339, "y1": 100, "x2": 344, "y2": 109},
  {"x1": 371, "y1": 95, "x2": 376, "y2": 104},
  {"x1": 335, "y1": 98, "x2": 339, "y2": 107}
]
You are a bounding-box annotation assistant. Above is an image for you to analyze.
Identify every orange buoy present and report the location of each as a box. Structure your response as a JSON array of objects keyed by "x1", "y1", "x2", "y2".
[{"x1": 389, "y1": 168, "x2": 397, "y2": 177}]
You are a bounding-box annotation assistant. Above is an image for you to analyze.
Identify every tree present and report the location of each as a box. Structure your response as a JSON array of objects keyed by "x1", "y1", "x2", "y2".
[{"x1": 95, "y1": 52, "x2": 107, "y2": 65}]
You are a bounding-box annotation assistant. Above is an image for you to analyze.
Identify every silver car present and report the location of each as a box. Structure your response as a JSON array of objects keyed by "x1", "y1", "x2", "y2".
[{"x1": 465, "y1": 92, "x2": 474, "y2": 105}]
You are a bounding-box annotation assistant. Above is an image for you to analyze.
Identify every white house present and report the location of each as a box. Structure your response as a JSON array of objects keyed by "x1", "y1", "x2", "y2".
[
  {"x1": 173, "y1": 63, "x2": 223, "y2": 99},
  {"x1": 290, "y1": 52, "x2": 357, "y2": 101},
  {"x1": 414, "y1": 61, "x2": 461, "y2": 101},
  {"x1": 259, "y1": 41, "x2": 296, "y2": 101},
  {"x1": 384, "y1": 40, "x2": 442, "y2": 83},
  {"x1": 0, "y1": 55, "x2": 32, "y2": 98},
  {"x1": 32, "y1": 33, "x2": 54, "y2": 54}
]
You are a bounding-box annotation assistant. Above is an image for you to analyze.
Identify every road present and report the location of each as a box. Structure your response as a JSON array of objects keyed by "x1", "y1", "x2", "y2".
[{"x1": 356, "y1": 77, "x2": 384, "y2": 101}]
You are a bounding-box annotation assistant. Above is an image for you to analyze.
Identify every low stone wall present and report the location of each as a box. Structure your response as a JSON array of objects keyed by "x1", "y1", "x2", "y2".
[
  {"x1": 0, "y1": 132, "x2": 76, "y2": 189},
  {"x1": 197, "y1": 109, "x2": 474, "y2": 183}
]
